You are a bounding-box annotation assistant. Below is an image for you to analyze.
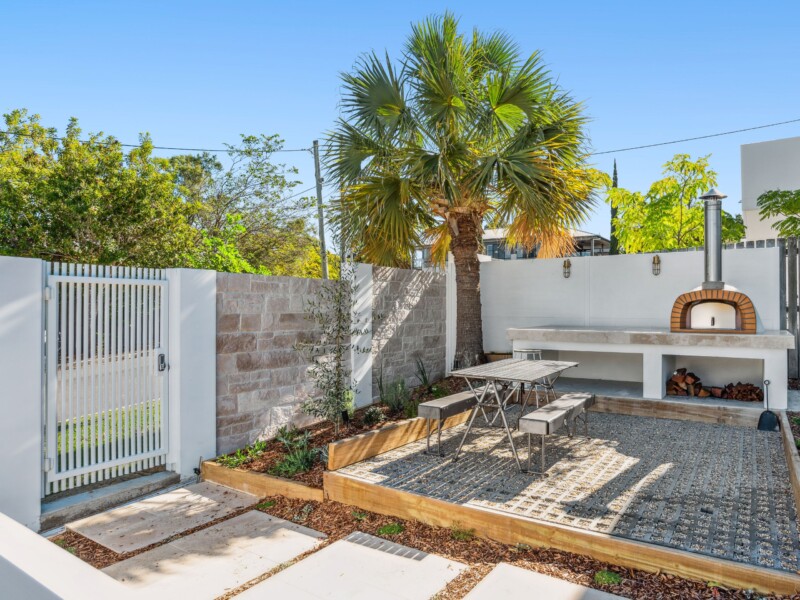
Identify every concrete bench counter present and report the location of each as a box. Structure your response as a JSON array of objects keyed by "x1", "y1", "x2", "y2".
[{"x1": 507, "y1": 326, "x2": 793, "y2": 408}]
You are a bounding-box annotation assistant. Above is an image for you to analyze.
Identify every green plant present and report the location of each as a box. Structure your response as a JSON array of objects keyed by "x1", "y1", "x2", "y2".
[
  {"x1": 352, "y1": 510, "x2": 368, "y2": 521},
  {"x1": 296, "y1": 262, "x2": 368, "y2": 434},
  {"x1": 431, "y1": 385, "x2": 447, "y2": 399},
  {"x1": 414, "y1": 355, "x2": 431, "y2": 391},
  {"x1": 293, "y1": 503, "x2": 315, "y2": 523},
  {"x1": 795, "y1": 438, "x2": 800, "y2": 450},
  {"x1": 269, "y1": 446, "x2": 318, "y2": 478},
  {"x1": 384, "y1": 380, "x2": 410, "y2": 414},
  {"x1": 257, "y1": 500, "x2": 276, "y2": 510},
  {"x1": 594, "y1": 570, "x2": 622, "y2": 586},
  {"x1": 54, "y1": 539, "x2": 77, "y2": 555},
  {"x1": 363, "y1": 405, "x2": 386, "y2": 427},
  {"x1": 377, "y1": 522, "x2": 404, "y2": 536},
  {"x1": 450, "y1": 524, "x2": 475, "y2": 542},
  {"x1": 217, "y1": 448, "x2": 251, "y2": 469},
  {"x1": 404, "y1": 397, "x2": 418, "y2": 419},
  {"x1": 792, "y1": 416, "x2": 800, "y2": 427},
  {"x1": 275, "y1": 426, "x2": 302, "y2": 450}
]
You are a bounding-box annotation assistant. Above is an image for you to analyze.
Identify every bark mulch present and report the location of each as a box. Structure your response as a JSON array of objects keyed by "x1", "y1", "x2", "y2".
[
  {"x1": 254, "y1": 496, "x2": 792, "y2": 600},
  {"x1": 220, "y1": 376, "x2": 469, "y2": 489}
]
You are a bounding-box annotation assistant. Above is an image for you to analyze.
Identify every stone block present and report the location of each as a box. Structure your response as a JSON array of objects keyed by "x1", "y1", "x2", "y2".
[
  {"x1": 217, "y1": 395, "x2": 238, "y2": 416},
  {"x1": 217, "y1": 313, "x2": 240, "y2": 334},
  {"x1": 240, "y1": 313, "x2": 262, "y2": 331},
  {"x1": 217, "y1": 333, "x2": 257, "y2": 355},
  {"x1": 217, "y1": 273, "x2": 252, "y2": 292}
]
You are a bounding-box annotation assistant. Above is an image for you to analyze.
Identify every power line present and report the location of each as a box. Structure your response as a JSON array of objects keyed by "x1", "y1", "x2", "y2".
[
  {"x1": 283, "y1": 185, "x2": 316, "y2": 201},
  {"x1": 593, "y1": 117, "x2": 800, "y2": 155},
  {"x1": 0, "y1": 129, "x2": 311, "y2": 154}
]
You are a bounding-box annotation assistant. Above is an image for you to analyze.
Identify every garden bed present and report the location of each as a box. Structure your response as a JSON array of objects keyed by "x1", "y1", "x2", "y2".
[{"x1": 214, "y1": 376, "x2": 469, "y2": 488}]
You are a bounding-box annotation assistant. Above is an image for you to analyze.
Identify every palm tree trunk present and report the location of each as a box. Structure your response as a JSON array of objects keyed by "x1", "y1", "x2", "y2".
[{"x1": 450, "y1": 213, "x2": 484, "y2": 367}]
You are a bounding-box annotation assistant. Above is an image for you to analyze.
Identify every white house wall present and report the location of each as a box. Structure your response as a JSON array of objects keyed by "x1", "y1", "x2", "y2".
[{"x1": 480, "y1": 246, "x2": 782, "y2": 353}]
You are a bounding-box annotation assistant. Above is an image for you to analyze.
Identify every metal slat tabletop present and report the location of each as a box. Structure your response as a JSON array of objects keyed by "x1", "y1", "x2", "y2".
[{"x1": 452, "y1": 358, "x2": 578, "y2": 382}]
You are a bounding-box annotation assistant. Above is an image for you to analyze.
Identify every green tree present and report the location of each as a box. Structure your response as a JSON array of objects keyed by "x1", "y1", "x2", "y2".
[
  {"x1": 607, "y1": 154, "x2": 745, "y2": 253},
  {"x1": 0, "y1": 109, "x2": 197, "y2": 266},
  {"x1": 0, "y1": 109, "x2": 331, "y2": 277},
  {"x1": 326, "y1": 13, "x2": 598, "y2": 365},
  {"x1": 757, "y1": 189, "x2": 800, "y2": 237},
  {"x1": 609, "y1": 160, "x2": 620, "y2": 255}
]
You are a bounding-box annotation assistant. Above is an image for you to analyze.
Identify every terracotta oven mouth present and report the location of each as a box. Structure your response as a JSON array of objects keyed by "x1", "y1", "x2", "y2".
[{"x1": 670, "y1": 286, "x2": 757, "y2": 334}]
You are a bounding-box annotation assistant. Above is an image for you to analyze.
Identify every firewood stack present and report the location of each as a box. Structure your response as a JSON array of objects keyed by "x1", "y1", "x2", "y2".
[{"x1": 665, "y1": 368, "x2": 763, "y2": 401}]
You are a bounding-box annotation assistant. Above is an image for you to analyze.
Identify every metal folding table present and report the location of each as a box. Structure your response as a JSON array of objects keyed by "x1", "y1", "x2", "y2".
[{"x1": 450, "y1": 358, "x2": 578, "y2": 472}]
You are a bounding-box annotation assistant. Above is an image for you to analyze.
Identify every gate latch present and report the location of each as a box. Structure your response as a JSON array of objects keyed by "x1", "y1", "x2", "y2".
[{"x1": 158, "y1": 354, "x2": 167, "y2": 372}]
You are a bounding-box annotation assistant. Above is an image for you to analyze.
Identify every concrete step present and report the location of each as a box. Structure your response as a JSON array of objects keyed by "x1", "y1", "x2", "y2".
[{"x1": 41, "y1": 471, "x2": 180, "y2": 532}]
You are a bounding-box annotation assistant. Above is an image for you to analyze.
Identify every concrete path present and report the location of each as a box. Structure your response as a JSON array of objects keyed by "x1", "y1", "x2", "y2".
[
  {"x1": 237, "y1": 531, "x2": 466, "y2": 599},
  {"x1": 103, "y1": 510, "x2": 325, "y2": 599},
  {"x1": 465, "y1": 563, "x2": 624, "y2": 600},
  {"x1": 67, "y1": 482, "x2": 257, "y2": 553}
]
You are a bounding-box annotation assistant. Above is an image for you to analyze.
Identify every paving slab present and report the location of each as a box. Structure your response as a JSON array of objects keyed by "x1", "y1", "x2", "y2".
[
  {"x1": 68, "y1": 481, "x2": 257, "y2": 553},
  {"x1": 103, "y1": 510, "x2": 325, "y2": 599},
  {"x1": 465, "y1": 563, "x2": 624, "y2": 600},
  {"x1": 237, "y1": 531, "x2": 466, "y2": 599}
]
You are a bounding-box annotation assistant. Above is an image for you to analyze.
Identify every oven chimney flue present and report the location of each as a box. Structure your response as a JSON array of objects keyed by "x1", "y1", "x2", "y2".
[{"x1": 700, "y1": 188, "x2": 727, "y2": 290}]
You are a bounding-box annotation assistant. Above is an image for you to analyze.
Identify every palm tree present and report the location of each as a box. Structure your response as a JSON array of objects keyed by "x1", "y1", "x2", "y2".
[{"x1": 326, "y1": 13, "x2": 599, "y2": 366}]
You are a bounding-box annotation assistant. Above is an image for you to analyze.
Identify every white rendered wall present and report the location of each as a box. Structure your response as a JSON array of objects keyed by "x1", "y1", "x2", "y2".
[
  {"x1": 351, "y1": 263, "x2": 373, "y2": 408},
  {"x1": 0, "y1": 257, "x2": 43, "y2": 530},
  {"x1": 0, "y1": 512, "x2": 134, "y2": 599},
  {"x1": 167, "y1": 269, "x2": 217, "y2": 478},
  {"x1": 481, "y1": 246, "x2": 782, "y2": 353},
  {"x1": 741, "y1": 136, "x2": 800, "y2": 239}
]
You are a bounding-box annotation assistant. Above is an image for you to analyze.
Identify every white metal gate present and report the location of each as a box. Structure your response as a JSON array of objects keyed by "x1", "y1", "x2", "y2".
[{"x1": 43, "y1": 263, "x2": 169, "y2": 496}]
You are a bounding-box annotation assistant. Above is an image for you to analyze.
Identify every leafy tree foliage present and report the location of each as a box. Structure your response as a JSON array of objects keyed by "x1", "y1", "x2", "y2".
[
  {"x1": 0, "y1": 109, "x2": 332, "y2": 277},
  {"x1": 326, "y1": 13, "x2": 599, "y2": 364},
  {"x1": 757, "y1": 189, "x2": 800, "y2": 237},
  {"x1": 607, "y1": 154, "x2": 745, "y2": 253}
]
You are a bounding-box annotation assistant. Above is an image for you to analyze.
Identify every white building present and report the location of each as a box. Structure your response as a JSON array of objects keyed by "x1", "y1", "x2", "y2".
[{"x1": 741, "y1": 136, "x2": 800, "y2": 240}]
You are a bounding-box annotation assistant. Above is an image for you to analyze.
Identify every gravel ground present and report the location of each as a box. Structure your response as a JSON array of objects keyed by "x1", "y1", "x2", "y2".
[{"x1": 341, "y1": 410, "x2": 800, "y2": 572}]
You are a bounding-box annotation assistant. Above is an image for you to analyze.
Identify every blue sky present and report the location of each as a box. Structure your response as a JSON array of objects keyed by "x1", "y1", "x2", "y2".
[{"x1": 2, "y1": 1, "x2": 799, "y2": 238}]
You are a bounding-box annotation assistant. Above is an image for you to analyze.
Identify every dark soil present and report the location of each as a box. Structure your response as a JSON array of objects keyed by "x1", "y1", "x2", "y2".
[
  {"x1": 787, "y1": 412, "x2": 800, "y2": 454},
  {"x1": 220, "y1": 377, "x2": 469, "y2": 488},
  {"x1": 789, "y1": 379, "x2": 800, "y2": 391}
]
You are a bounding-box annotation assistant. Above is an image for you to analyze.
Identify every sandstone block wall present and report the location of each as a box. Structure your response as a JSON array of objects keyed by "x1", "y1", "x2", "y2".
[
  {"x1": 216, "y1": 273, "x2": 323, "y2": 455},
  {"x1": 371, "y1": 267, "x2": 446, "y2": 400}
]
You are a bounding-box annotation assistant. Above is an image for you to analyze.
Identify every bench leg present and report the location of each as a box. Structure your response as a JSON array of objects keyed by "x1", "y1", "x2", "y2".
[
  {"x1": 437, "y1": 418, "x2": 444, "y2": 456},
  {"x1": 426, "y1": 418, "x2": 431, "y2": 454},
  {"x1": 527, "y1": 433, "x2": 531, "y2": 472},
  {"x1": 541, "y1": 435, "x2": 546, "y2": 474}
]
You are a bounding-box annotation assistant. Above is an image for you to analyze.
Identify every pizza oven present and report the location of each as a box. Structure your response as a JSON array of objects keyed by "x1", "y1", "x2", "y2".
[{"x1": 670, "y1": 189, "x2": 757, "y2": 334}]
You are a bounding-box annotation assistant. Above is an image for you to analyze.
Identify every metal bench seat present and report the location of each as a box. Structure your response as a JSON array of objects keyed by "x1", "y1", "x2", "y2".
[{"x1": 419, "y1": 391, "x2": 478, "y2": 455}]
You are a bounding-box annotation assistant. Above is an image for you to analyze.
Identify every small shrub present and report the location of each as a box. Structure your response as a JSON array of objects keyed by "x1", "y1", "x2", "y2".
[
  {"x1": 377, "y1": 522, "x2": 404, "y2": 536},
  {"x1": 404, "y1": 398, "x2": 418, "y2": 419},
  {"x1": 384, "y1": 380, "x2": 410, "y2": 414},
  {"x1": 795, "y1": 438, "x2": 800, "y2": 450},
  {"x1": 431, "y1": 385, "x2": 447, "y2": 399},
  {"x1": 269, "y1": 447, "x2": 318, "y2": 478},
  {"x1": 414, "y1": 355, "x2": 431, "y2": 390},
  {"x1": 54, "y1": 539, "x2": 77, "y2": 554},
  {"x1": 792, "y1": 416, "x2": 800, "y2": 427},
  {"x1": 293, "y1": 503, "x2": 315, "y2": 523},
  {"x1": 217, "y1": 448, "x2": 251, "y2": 469},
  {"x1": 594, "y1": 570, "x2": 622, "y2": 586},
  {"x1": 257, "y1": 500, "x2": 276, "y2": 510},
  {"x1": 275, "y1": 426, "x2": 302, "y2": 450},
  {"x1": 450, "y1": 524, "x2": 475, "y2": 542},
  {"x1": 352, "y1": 510, "x2": 368, "y2": 521},
  {"x1": 363, "y1": 405, "x2": 386, "y2": 427}
]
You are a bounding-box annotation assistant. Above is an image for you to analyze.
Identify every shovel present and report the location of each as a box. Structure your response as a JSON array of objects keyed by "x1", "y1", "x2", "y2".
[{"x1": 757, "y1": 379, "x2": 779, "y2": 432}]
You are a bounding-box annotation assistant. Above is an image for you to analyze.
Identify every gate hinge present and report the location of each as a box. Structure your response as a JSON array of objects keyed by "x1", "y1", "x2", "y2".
[
  {"x1": 44, "y1": 286, "x2": 53, "y2": 301},
  {"x1": 42, "y1": 457, "x2": 52, "y2": 472}
]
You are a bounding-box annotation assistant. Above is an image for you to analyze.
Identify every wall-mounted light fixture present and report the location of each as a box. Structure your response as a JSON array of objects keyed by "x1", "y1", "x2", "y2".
[
  {"x1": 563, "y1": 259, "x2": 571, "y2": 279},
  {"x1": 652, "y1": 255, "x2": 661, "y2": 276}
]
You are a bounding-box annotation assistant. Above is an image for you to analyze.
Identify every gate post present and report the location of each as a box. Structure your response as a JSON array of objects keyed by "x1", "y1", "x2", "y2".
[
  {"x1": 0, "y1": 257, "x2": 45, "y2": 529},
  {"x1": 166, "y1": 269, "x2": 217, "y2": 478}
]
